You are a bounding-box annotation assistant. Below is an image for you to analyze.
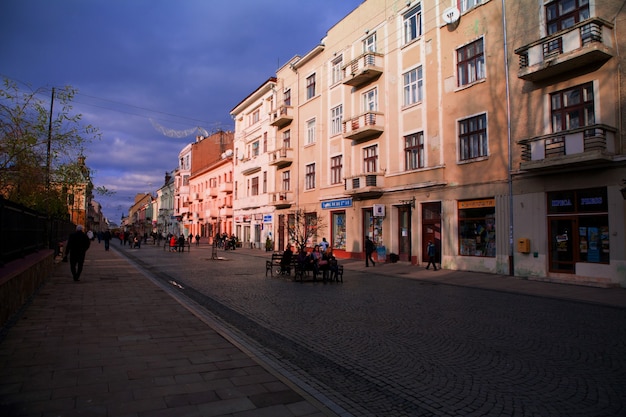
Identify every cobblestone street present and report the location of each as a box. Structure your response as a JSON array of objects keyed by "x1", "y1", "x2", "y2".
[{"x1": 116, "y1": 242, "x2": 626, "y2": 416}]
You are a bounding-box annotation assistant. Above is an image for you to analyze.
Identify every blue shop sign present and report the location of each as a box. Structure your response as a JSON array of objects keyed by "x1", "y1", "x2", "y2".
[
  {"x1": 321, "y1": 198, "x2": 353, "y2": 209},
  {"x1": 263, "y1": 214, "x2": 273, "y2": 223}
]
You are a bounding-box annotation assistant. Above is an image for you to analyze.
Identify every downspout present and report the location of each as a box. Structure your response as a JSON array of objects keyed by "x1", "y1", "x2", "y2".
[{"x1": 501, "y1": 0, "x2": 515, "y2": 276}]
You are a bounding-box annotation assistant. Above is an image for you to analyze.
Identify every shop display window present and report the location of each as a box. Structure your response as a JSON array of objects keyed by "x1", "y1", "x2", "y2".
[{"x1": 458, "y1": 199, "x2": 496, "y2": 257}]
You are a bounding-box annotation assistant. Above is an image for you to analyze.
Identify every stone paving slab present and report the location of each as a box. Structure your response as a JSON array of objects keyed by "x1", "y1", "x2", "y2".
[{"x1": 0, "y1": 242, "x2": 334, "y2": 417}]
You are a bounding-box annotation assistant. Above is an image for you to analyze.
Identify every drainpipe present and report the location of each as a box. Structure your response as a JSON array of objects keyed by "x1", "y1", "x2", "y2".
[{"x1": 501, "y1": 0, "x2": 515, "y2": 276}]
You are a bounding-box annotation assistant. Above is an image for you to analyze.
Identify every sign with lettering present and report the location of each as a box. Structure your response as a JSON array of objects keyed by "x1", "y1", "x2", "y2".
[{"x1": 321, "y1": 198, "x2": 353, "y2": 209}]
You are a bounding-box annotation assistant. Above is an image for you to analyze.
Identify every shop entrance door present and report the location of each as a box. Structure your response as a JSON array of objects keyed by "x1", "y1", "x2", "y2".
[
  {"x1": 398, "y1": 205, "x2": 411, "y2": 261},
  {"x1": 421, "y1": 202, "x2": 441, "y2": 263},
  {"x1": 549, "y1": 217, "x2": 576, "y2": 273}
]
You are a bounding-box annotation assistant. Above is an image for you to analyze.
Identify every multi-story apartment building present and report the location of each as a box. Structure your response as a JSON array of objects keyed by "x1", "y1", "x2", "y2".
[
  {"x1": 156, "y1": 171, "x2": 175, "y2": 237},
  {"x1": 187, "y1": 130, "x2": 234, "y2": 241},
  {"x1": 174, "y1": 143, "x2": 192, "y2": 237},
  {"x1": 231, "y1": 78, "x2": 278, "y2": 249},
  {"x1": 509, "y1": 0, "x2": 625, "y2": 286},
  {"x1": 229, "y1": 0, "x2": 625, "y2": 287}
]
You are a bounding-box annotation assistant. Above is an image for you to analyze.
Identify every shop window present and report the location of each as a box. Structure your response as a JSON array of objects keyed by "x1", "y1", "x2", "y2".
[
  {"x1": 458, "y1": 199, "x2": 496, "y2": 257},
  {"x1": 332, "y1": 212, "x2": 347, "y2": 250}
]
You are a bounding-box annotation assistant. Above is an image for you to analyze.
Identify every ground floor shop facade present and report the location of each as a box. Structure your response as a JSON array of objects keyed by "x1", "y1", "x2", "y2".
[{"x1": 233, "y1": 175, "x2": 625, "y2": 288}]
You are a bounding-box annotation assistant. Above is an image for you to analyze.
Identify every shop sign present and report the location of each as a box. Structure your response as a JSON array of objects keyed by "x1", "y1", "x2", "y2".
[
  {"x1": 458, "y1": 198, "x2": 496, "y2": 209},
  {"x1": 321, "y1": 198, "x2": 353, "y2": 209},
  {"x1": 263, "y1": 214, "x2": 273, "y2": 223}
]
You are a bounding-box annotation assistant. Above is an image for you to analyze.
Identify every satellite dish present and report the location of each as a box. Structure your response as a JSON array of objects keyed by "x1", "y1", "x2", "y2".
[
  {"x1": 224, "y1": 149, "x2": 233, "y2": 157},
  {"x1": 442, "y1": 7, "x2": 460, "y2": 24}
]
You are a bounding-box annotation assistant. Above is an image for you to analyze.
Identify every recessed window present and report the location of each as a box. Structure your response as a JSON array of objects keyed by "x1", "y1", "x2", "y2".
[
  {"x1": 363, "y1": 33, "x2": 376, "y2": 53},
  {"x1": 282, "y1": 171, "x2": 290, "y2": 191},
  {"x1": 331, "y1": 55, "x2": 343, "y2": 85},
  {"x1": 282, "y1": 130, "x2": 291, "y2": 148},
  {"x1": 331, "y1": 105, "x2": 343, "y2": 136},
  {"x1": 403, "y1": 4, "x2": 422, "y2": 44},
  {"x1": 550, "y1": 82, "x2": 594, "y2": 132},
  {"x1": 405, "y1": 132, "x2": 424, "y2": 170},
  {"x1": 403, "y1": 66, "x2": 423, "y2": 106},
  {"x1": 458, "y1": 0, "x2": 483, "y2": 13},
  {"x1": 459, "y1": 114, "x2": 488, "y2": 161},
  {"x1": 330, "y1": 155, "x2": 343, "y2": 185},
  {"x1": 306, "y1": 74, "x2": 316, "y2": 99},
  {"x1": 305, "y1": 163, "x2": 316, "y2": 190},
  {"x1": 546, "y1": 0, "x2": 590, "y2": 35},
  {"x1": 306, "y1": 119, "x2": 316, "y2": 145},
  {"x1": 457, "y1": 38, "x2": 485, "y2": 87},
  {"x1": 363, "y1": 145, "x2": 378, "y2": 173},
  {"x1": 251, "y1": 177, "x2": 259, "y2": 196},
  {"x1": 284, "y1": 89, "x2": 291, "y2": 106}
]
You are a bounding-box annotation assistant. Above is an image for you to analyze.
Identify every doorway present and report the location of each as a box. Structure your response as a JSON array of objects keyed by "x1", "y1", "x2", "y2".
[
  {"x1": 397, "y1": 205, "x2": 411, "y2": 261},
  {"x1": 421, "y1": 202, "x2": 441, "y2": 263},
  {"x1": 548, "y1": 217, "x2": 576, "y2": 273}
]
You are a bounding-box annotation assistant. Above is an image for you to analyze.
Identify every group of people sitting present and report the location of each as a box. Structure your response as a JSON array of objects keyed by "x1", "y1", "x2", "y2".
[{"x1": 279, "y1": 238, "x2": 338, "y2": 279}]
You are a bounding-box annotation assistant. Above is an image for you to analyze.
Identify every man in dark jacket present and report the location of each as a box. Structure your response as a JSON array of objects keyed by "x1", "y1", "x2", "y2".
[
  {"x1": 64, "y1": 225, "x2": 91, "y2": 281},
  {"x1": 365, "y1": 236, "x2": 376, "y2": 267}
]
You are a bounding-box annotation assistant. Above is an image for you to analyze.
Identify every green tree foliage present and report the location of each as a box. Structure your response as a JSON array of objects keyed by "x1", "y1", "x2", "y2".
[{"x1": 0, "y1": 78, "x2": 100, "y2": 216}]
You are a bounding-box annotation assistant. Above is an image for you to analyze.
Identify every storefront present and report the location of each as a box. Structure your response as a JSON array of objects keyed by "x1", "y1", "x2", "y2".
[
  {"x1": 458, "y1": 198, "x2": 496, "y2": 257},
  {"x1": 547, "y1": 187, "x2": 608, "y2": 273},
  {"x1": 321, "y1": 198, "x2": 351, "y2": 255}
]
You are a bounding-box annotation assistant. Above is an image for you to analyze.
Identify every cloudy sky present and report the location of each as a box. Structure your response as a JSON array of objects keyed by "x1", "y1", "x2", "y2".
[{"x1": 0, "y1": 0, "x2": 363, "y2": 223}]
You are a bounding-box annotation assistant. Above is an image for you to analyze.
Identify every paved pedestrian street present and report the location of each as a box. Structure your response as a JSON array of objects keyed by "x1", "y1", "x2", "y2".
[{"x1": 116, "y1": 242, "x2": 626, "y2": 417}]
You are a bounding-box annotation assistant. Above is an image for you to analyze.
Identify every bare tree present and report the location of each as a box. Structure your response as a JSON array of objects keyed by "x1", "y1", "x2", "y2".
[{"x1": 285, "y1": 208, "x2": 326, "y2": 251}]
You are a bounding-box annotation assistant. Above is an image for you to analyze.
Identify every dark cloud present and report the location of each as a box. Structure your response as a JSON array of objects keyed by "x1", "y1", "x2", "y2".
[{"x1": 0, "y1": 0, "x2": 363, "y2": 222}]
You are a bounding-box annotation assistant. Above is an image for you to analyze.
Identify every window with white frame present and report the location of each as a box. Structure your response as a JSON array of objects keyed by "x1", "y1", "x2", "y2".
[
  {"x1": 459, "y1": 114, "x2": 488, "y2": 161},
  {"x1": 305, "y1": 163, "x2": 316, "y2": 190},
  {"x1": 405, "y1": 132, "x2": 424, "y2": 170},
  {"x1": 403, "y1": 4, "x2": 422, "y2": 44},
  {"x1": 251, "y1": 140, "x2": 259, "y2": 157},
  {"x1": 331, "y1": 55, "x2": 343, "y2": 85},
  {"x1": 331, "y1": 105, "x2": 343, "y2": 136},
  {"x1": 363, "y1": 145, "x2": 378, "y2": 173},
  {"x1": 458, "y1": 0, "x2": 483, "y2": 13},
  {"x1": 403, "y1": 66, "x2": 423, "y2": 106},
  {"x1": 306, "y1": 74, "x2": 316, "y2": 99},
  {"x1": 262, "y1": 171, "x2": 267, "y2": 194},
  {"x1": 251, "y1": 108, "x2": 260, "y2": 124},
  {"x1": 363, "y1": 32, "x2": 376, "y2": 53},
  {"x1": 363, "y1": 88, "x2": 378, "y2": 112},
  {"x1": 330, "y1": 155, "x2": 343, "y2": 185},
  {"x1": 457, "y1": 38, "x2": 485, "y2": 87},
  {"x1": 306, "y1": 118, "x2": 316, "y2": 145}
]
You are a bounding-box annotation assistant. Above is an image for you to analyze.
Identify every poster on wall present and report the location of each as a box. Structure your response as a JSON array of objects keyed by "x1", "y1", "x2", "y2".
[{"x1": 587, "y1": 227, "x2": 599, "y2": 262}]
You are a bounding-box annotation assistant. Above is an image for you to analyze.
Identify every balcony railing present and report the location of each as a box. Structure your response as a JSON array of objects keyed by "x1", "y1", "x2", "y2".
[
  {"x1": 206, "y1": 188, "x2": 217, "y2": 199},
  {"x1": 519, "y1": 124, "x2": 617, "y2": 171},
  {"x1": 239, "y1": 157, "x2": 262, "y2": 175},
  {"x1": 269, "y1": 191, "x2": 294, "y2": 208},
  {"x1": 269, "y1": 105, "x2": 294, "y2": 128},
  {"x1": 268, "y1": 147, "x2": 294, "y2": 168},
  {"x1": 343, "y1": 52, "x2": 384, "y2": 87},
  {"x1": 343, "y1": 111, "x2": 385, "y2": 142},
  {"x1": 344, "y1": 173, "x2": 384, "y2": 199},
  {"x1": 219, "y1": 181, "x2": 233, "y2": 193},
  {"x1": 515, "y1": 18, "x2": 614, "y2": 82}
]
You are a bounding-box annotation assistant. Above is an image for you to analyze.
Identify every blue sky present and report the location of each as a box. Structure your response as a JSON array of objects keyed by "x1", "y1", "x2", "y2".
[{"x1": 0, "y1": 0, "x2": 363, "y2": 223}]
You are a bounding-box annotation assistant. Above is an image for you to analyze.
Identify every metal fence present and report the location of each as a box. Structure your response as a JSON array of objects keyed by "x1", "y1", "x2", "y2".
[{"x1": 0, "y1": 197, "x2": 75, "y2": 266}]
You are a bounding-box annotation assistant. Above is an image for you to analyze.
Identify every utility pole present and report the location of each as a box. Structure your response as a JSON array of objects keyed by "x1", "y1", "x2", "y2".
[{"x1": 46, "y1": 87, "x2": 55, "y2": 191}]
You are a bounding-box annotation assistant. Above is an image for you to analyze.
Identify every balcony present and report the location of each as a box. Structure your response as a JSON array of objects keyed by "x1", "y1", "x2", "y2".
[
  {"x1": 343, "y1": 52, "x2": 384, "y2": 87},
  {"x1": 343, "y1": 112, "x2": 384, "y2": 142},
  {"x1": 239, "y1": 157, "x2": 262, "y2": 175},
  {"x1": 219, "y1": 181, "x2": 233, "y2": 193},
  {"x1": 344, "y1": 173, "x2": 384, "y2": 199},
  {"x1": 192, "y1": 192, "x2": 203, "y2": 202},
  {"x1": 206, "y1": 188, "x2": 217, "y2": 199},
  {"x1": 269, "y1": 191, "x2": 294, "y2": 208},
  {"x1": 269, "y1": 105, "x2": 294, "y2": 128},
  {"x1": 515, "y1": 18, "x2": 614, "y2": 82},
  {"x1": 268, "y1": 147, "x2": 294, "y2": 168},
  {"x1": 519, "y1": 124, "x2": 617, "y2": 172}
]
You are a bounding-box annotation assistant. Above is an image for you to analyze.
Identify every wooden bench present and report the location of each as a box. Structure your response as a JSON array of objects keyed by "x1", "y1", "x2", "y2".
[{"x1": 265, "y1": 252, "x2": 283, "y2": 277}]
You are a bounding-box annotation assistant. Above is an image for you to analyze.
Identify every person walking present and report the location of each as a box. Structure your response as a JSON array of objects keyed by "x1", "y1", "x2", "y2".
[
  {"x1": 426, "y1": 240, "x2": 438, "y2": 270},
  {"x1": 365, "y1": 236, "x2": 376, "y2": 267},
  {"x1": 63, "y1": 225, "x2": 91, "y2": 281},
  {"x1": 195, "y1": 234, "x2": 201, "y2": 246},
  {"x1": 103, "y1": 229, "x2": 112, "y2": 251}
]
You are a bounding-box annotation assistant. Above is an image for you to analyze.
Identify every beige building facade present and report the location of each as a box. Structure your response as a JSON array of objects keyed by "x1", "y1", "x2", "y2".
[{"x1": 229, "y1": 0, "x2": 626, "y2": 287}]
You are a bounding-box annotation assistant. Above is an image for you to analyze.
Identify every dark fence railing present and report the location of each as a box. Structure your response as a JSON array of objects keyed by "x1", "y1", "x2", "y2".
[{"x1": 0, "y1": 197, "x2": 75, "y2": 266}]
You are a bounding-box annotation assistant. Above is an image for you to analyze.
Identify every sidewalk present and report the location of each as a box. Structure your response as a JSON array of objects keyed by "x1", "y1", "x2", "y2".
[{"x1": 0, "y1": 242, "x2": 335, "y2": 417}]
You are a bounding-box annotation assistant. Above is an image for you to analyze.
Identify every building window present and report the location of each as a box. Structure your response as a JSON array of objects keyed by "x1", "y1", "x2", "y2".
[
  {"x1": 546, "y1": 0, "x2": 590, "y2": 35},
  {"x1": 282, "y1": 170, "x2": 290, "y2": 191},
  {"x1": 305, "y1": 163, "x2": 316, "y2": 190},
  {"x1": 459, "y1": 114, "x2": 488, "y2": 161},
  {"x1": 330, "y1": 155, "x2": 343, "y2": 185},
  {"x1": 251, "y1": 109, "x2": 260, "y2": 124},
  {"x1": 403, "y1": 4, "x2": 422, "y2": 44},
  {"x1": 262, "y1": 171, "x2": 267, "y2": 194},
  {"x1": 251, "y1": 177, "x2": 259, "y2": 196},
  {"x1": 331, "y1": 55, "x2": 343, "y2": 85},
  {"x1": 363, "y1": 32, "x2": 376, "y2": 53},
  {"x1": 403, "y1": 66, "x2": 423, "y2": 106},
  {"x1": 551, "y1": 82, "x2": 594, "y2": 132},
  {"x1": 458, "y1": 0, "x2": 483, "y2": 13},
  {"x1": 306, "y1": 74, "x2": 316, "y2": 99},
  {"x1": 458, "y1": 199, "x2": 496, "y2": 257},
  {"x1": 284, "y1": 89, "x2": 291, "y2": 106},
  {"x1": 331, "y1": 105, "x2": 343, "y2": 136},
  {"x1": 405, "y1": 132, "x2": 424, "y2": 170},
  {"x1": 283, "y1": 129, "x2": 291, "y2": 148},
  {"x1": 363, "y1": 88, "x2": 378, "y2": 112},
  {"x1": 251, "y1": 140, "x2": 259, "y2": 157},
  {"x1": 263, "y1": 132, "x2": 267, "y2": 153},
  {"x1": 306, "y1": 118, "x2": 316, "y2": 145},
  {"x1": 457, "y1": 38, "x2": 485, "y2": 87},
  {"x1": 332, "y1": 212, "x2": 347, "y2": 250},
  {"x1": 364, "y1": 145, "x2": 378, "y2": 173}
]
